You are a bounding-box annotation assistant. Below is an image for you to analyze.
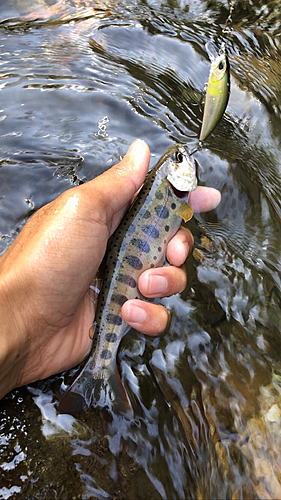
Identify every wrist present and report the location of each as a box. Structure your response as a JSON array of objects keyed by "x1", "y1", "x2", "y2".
[{"x1": 0, "y1": 256, "x2": 29, "y2": 399}]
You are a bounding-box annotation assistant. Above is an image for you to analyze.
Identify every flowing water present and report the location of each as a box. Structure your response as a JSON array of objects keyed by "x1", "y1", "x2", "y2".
[{"x1": 0, "y1": 0, "x2": 281, "y2": 498}]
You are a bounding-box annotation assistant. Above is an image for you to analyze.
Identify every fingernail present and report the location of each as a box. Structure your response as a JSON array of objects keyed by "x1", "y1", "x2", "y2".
[
  {"x1": 126, "y1": 303, "x2": 147, "y2": 324},
  {"x1": 126, "y1": 139, "x2": 147, "y2": 157},
  {"x1": 147, "y1": 275, "x2": 168, "y2": 295}
]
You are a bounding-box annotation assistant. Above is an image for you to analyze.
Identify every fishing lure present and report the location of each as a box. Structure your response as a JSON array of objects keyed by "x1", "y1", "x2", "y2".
[{"x1": 199, "y1": 42, "x2": 230, "y2": 143}]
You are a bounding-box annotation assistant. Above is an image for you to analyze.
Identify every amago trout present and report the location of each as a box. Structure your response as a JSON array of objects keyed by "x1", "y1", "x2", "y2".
[{"x1": 58, "y1": 144, "x2": 197, "y2": 415}]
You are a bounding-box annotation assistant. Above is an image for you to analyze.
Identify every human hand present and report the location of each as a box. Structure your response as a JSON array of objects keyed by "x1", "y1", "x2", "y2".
[{"x1": 0, "y1": 140, "x2": 220, "y2": 399}]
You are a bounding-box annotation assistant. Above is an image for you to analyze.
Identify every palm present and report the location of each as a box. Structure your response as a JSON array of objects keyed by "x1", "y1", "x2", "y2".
[{"x1": 27, "y1": 294, "x2": 95, "y2": 384}]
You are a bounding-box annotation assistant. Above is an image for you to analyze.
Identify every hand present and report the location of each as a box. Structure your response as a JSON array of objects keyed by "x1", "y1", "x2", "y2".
[{"x1": 0, "y1": 140, "x2": 220, "y2": 399}]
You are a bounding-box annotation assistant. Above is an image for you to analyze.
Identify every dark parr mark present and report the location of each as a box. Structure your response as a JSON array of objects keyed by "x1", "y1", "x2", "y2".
[
  {"x1": 105, "y1": 333, "x2": 118, "y2": 343},
  {"x1": 116, "y1": 274, "x2": 137, "y2": 288},
  {"x1": 101, "y1": 349, "x2": 112, "y2": 360},
  {"x1": 131, "y1": 238, "x2": 150, "y2": 253},
  {"x1": 141, "y1": 224, "x2": 159, "y2": 239},
  {"x1": 111, "y1": 293, "x2": 128, "y2": 306},
  {"x1": 125, "y1": 255, "x2": 143, "y2": 270},
  {"x1": 155, "y1": 205, "x2": 169, "y2": 219},
  {"x1": 107, "y1": 313, "x2": 122, "y2": 325},
  {"x1": 143, "y1": 210, "x2": 151, "y2": 219},
  {"x1": 155, "y1": 191, "x2": 164, "y2": 199}
]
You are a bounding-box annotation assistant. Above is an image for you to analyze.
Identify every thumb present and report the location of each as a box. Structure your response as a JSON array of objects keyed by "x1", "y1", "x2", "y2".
[{"x1": 92, "y1": 139, "x2": 150, "y2": 217}]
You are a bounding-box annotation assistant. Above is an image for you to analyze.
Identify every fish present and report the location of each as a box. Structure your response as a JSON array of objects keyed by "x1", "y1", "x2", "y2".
[
  {"x1": 199, "y1": 42, "x2": 230, "y2": 143},
  {"x1": 58, "y1": 144, "x2": 197, "y2": 416}
]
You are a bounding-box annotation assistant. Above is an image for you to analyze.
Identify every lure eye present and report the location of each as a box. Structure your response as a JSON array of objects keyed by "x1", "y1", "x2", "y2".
[
  {"x1": 219, "y1": 61, "x2": 225, "y2": 70},
  {"x1": 175, "y1": 151, "x2": 183, "y2": 163}
]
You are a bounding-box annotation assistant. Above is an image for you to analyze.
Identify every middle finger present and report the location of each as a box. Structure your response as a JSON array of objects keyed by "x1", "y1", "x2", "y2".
[{"x1": 138, "y1": 265, "x2": 187, "y2": 298}]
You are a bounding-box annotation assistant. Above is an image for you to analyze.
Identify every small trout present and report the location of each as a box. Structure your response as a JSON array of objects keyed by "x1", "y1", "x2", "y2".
[
  {"x1": 199, "y1": 42, "x2": 230, "y2": 143},
  {"x1": 58, "y1": 145, "x2": 197, "y2": 415}
]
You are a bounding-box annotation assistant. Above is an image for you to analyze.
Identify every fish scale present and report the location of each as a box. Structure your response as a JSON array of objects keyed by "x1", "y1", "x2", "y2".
[{"x1": 58, "y1": 144, "x2": 197, "y2": 415}]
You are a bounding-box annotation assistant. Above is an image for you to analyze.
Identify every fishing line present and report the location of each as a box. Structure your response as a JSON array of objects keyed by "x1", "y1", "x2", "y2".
[
  {"x1": 189, "y1": 147, "x2": 199, "y2": 157},
  {"x1": 220, "y1": 0, "x2": 235, "y2": 53}
]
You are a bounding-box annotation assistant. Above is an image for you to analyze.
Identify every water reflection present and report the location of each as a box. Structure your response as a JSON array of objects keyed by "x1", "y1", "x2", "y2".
[{"x1": 0, "y1": 0, "x2": 281, "y2": 498}]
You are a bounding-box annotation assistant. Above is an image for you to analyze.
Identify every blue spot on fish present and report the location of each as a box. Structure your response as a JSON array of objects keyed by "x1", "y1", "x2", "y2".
[
  {"x1": 116, "y1": 274, "x2": 137, "y2": 288},
  {"x1": 143, "y1": 210, "x2": 151, "y2": 219},
  {"x1": 141, "y1": 225, "x2": 159, "y2": 239},
  {"x1": 131, "y1": 238, "x2": 150, "y2": 253},
  {"x1": 155, "y1": 191, "x2": 164, "y2": 199},
  {"x1": 101, "y1": 349, "x2": 112, "y2": 360},
  {"x1": 111, "y1": 293, "x2": 128, "y2": 306},
  {"x1": 125, "y1": 255, "x2": 143, "y2": 270},
  {"x1": 155, "y1": 205, "x2": 169, "y2": 219},
  {"x1": 107, "y1": 313, "x2": 122, "y2": 325},
  {"x1": 105, "y1": 333, "x2": 118, "y2": 343}
]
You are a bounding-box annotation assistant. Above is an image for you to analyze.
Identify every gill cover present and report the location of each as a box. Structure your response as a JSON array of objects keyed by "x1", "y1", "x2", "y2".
[{"x1": 167, "y1": 145, "x2": 197, "y2": 193}]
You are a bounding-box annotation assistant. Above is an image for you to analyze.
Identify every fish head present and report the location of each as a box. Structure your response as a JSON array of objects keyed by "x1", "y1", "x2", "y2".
[
  {"x1": 210, "y1": 53, "x2": 229, "y2": 82},
  {"x1": 166, "y1": 145, "x2": 197, "y2": 194}
]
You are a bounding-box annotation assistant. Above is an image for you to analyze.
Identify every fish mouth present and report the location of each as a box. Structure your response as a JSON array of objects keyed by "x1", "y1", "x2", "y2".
[{"x1": 183, "y1": 144, "x2": 192, "y2": 156}]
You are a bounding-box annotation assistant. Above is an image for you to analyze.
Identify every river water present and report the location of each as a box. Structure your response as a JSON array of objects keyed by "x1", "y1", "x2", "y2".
[{"x1": 0, "y1": 0, "x2": 281, "y2": 498}]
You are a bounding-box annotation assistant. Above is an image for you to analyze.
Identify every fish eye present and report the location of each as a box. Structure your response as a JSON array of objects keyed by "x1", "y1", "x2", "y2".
[
  {"x1": 175, "y1": 151, "x2": 183, "y2": 163},
  {"x1": 219, "y1": 61, "x2": 225, "y2": 70}
]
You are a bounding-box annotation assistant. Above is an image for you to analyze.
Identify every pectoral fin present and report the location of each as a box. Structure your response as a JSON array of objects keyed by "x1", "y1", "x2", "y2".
[{"x1": 177, "y1": 203, "x2": 193, "y2": 223}]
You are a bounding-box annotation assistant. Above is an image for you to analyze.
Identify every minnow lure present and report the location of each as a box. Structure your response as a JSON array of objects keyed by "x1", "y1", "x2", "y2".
[
  {"x1": 58, "y1": 145, "x2": 197, "y2": 415},
  {"x1": 199, "y1": 42, "x2": 230, "y2": 143}
]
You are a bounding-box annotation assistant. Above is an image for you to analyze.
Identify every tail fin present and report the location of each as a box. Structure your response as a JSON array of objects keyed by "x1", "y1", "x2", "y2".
[{"x1": 57, "y1": 362, "x2": 132, "y2": 417}]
